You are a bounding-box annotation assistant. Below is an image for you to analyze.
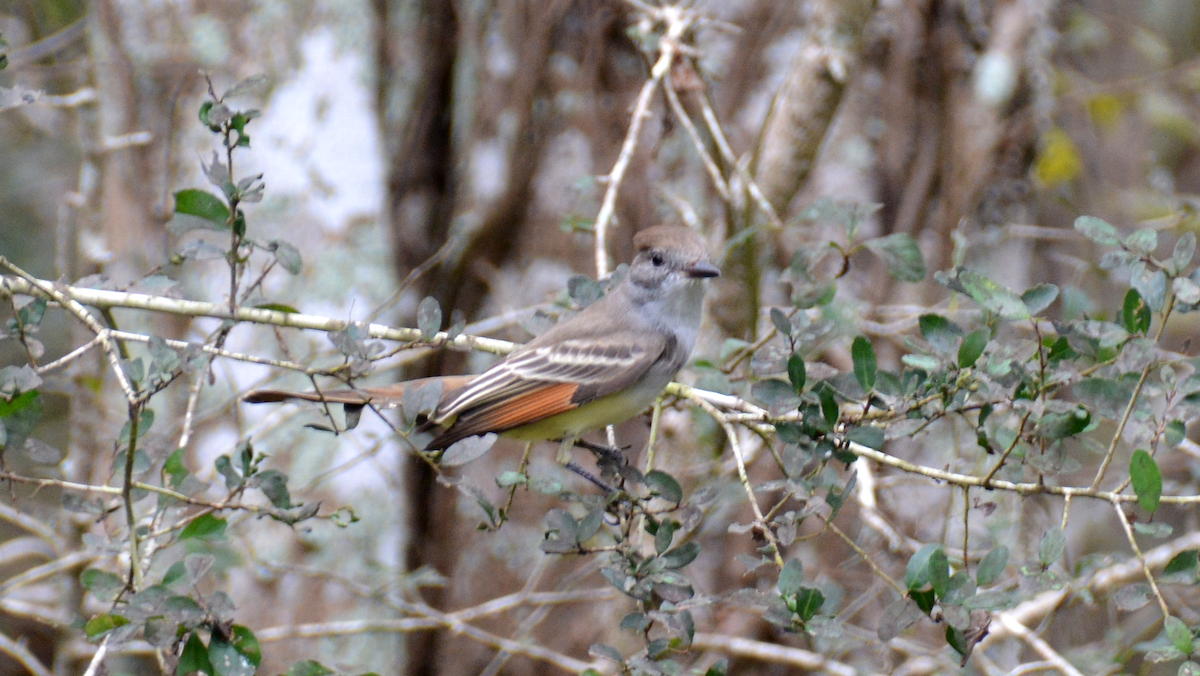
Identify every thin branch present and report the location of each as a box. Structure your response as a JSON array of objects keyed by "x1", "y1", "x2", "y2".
[
  {"x1": 683, "y1": 390, "x2": 785, "y2": 567},
  {"x1": 1, "y1": 272, "x2": 515, "y2": 357},
  {"x1": 0, "y1": 260, "x2": 137, "y2": 402},
  {"x1": 1109, "y1": 497, "x2": 1170, "y2": 619},
  {"x1": 0, "y1": 630, "x2": 53, "y2": 676},
  {"x1": 0, "y1": 551, "x2": 95, "y2": 594},
  {"x1": 255, "y1": 607, "x2": 598, "y2": 674},
  {"x1": 1090, "y1": 294, "x2": 1175, "y2": 490},
  {"x1": 991, "y1": 615, "x2": 1086, "y2": 676},
  {"x1": 690, "y1": 633, "x2": 860, "y2": 675},
  {"x1": 662, "y1": 68, "x2": 731, "y2": 201},
  {"x1": 593, "y1": 5, "x2": 693, "y2": 277}
]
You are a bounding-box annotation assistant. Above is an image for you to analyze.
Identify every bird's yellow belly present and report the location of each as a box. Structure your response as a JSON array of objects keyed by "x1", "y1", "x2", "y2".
[{"x1": 501, "y1": 386, "x2": 662, "y2": 442}]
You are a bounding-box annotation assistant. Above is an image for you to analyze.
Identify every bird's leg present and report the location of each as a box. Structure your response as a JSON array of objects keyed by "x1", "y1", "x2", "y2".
[
  {"x1": 563, "y1": 461, "x2": 616, "y2": 493},
  {"x1": 571, "y1": 438, "x2": 628, "y2": 464}
]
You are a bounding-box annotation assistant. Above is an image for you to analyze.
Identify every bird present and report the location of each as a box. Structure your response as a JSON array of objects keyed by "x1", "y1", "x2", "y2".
[{"x1": 244, "y1": 224, "x2": 719, "y2": 457}]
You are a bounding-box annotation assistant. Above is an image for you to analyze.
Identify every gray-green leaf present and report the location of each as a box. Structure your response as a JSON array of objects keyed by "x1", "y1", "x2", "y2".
[{"x1": 864, "y1": 233, "x2": 926, "y2": 282}]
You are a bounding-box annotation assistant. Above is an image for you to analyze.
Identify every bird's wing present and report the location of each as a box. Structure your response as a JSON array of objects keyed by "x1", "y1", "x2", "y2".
[{"x1": 425, "y1": 332, "x2": 666, "y2": 446}]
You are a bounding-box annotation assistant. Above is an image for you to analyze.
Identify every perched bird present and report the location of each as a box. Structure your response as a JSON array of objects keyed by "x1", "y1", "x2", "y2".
[{"x1": 244, "y1": 225, "x2": 719, "y2": 456}]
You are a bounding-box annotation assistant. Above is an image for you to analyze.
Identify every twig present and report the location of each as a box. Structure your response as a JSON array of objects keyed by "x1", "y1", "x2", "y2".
[
  {"x1": 698, "y1": 96, "x2": 784, "y2": 229},
  {"x1": 255, "y1": 604, "x2": 599, "y2": 674},
  {"x1": 0, "y1": 260, "x2": 137, "y2": 403},
  {"x1": 682, "y1": 390, "x2": 785, "y2": 567},
  {"x1": 690, "y1": 633, "x2": 861, "y2": 675},
  {"x1": 1090, "y1": 294, "x2": 1175, "y2": 490},
  {"x1": 991, "y1": 614, "x2": 1086, "y2": 676},
  {"x1": 821, "y1": 516, "x2": 906, "y2": 595},
  {"x1": 33, "y1": 335, "x2": 102, "y2": 374},
  {"x1": 593, "y1": 5, "x2": 693, "y2": 277},
  {"x1": 0, "y1": 631, "x2": 53, "y2": 676},
  {"x1": 662, "y1": 68, "x2": 731, "y2": 201},
  {"x1": 1, "y1": 272, "x2": 515, "y2": 357},
  {"x1": 0, "y1": 551, "x2": 95, "y2": 594},
  {"x1": 1109, "y1": 497, "x2": 1170, "y2": 619},
  {"x1": 81, "y1": 636, "x2": 109, "y2": 676}
]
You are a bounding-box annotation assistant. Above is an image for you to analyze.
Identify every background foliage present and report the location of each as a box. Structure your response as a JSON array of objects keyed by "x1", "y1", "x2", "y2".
[{"x1": 2, "y1": 0, "x2": 1200, "y2": 675}]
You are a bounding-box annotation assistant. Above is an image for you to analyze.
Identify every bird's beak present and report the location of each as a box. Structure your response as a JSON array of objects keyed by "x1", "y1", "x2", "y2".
[{"x1": 685, "y1": 261, "x2": 721, "y2": 278}]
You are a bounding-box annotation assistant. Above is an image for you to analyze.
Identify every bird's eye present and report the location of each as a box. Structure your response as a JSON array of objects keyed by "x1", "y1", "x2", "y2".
[{"x1": 650, "y1": 252, "x2": 665, "y2": 267}]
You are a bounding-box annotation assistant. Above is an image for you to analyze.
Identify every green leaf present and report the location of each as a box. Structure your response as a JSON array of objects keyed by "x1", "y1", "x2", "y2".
[
  {"x1": 85, "y1": 613, "x2": 130, "y2": 639},
  {"x1": 620, "y1": 612, "x2": 650, "y2": 632},
  {"x1": 1074, "y1": 215, "x2": 1120, "y2": 246},
  {"x1": 1131, "y1": 264, "x2": 1168, "y2": 312},
  {"x1": 1181, "y1": 661, "x2": 1200, "y2": 676},
  {"x1": 118, "y1": 408, "x2": 155, "y2": 448},
  {"x1": 927, "y1": 548, "x2": 950, "y2": 598},
  {"x1": 778, "y1": 559, "x2": 804, "y2": 597},
  {"x1": 945, "y1": 625, "x2": 969, "y2": 657},
  {"x1": 852, "y1": 336, "x2": 877, "y2": 391},
  {"x1": 439, "y1": 434, "x2": 496, "y2": 467},
  {"x1": 910, "y1": 587, "x2": 936, "y2": 614},
  {"x1": 1130, "y1": 449, "x2": 1162, "y2": 514},
  {"x1": 918, "y1": 314, "x2": 963, "y2": 354},
  {"x1": 1124, "y1": 227, "x2": 1158, "y2": 255},
  {"x1": 178, "y1": 633, "x2": 214, "y2": 676},
  {"x1": 417, "y1": 296, "x2": 442, "y2": 341},
  {"x1": 825, "y1": 471, "x2": 856, "y2": 520},
  {"x1": 179, "y1": 513, "x2": 227, "y2": 541},
  {"x1": 589, "y1": 643, "x2": 624, "y2": 663},
  {"x1": 958, "y1": 329, "x2": 989, "y2": 369},
  {"x1": 286, "y1": 661, "x2": 335, "y2": 676},
  {"x1": 770, "y1": 308, "x2": 793, "y2": 336},
  {"x1": 644, "y1": 470, "x2": 683, "y2": 504},
  {"x1": 1175, "y1": 232, "x2": 1197, "y2": 273},
  {"x1": 209, "y1": 632, "x2": 256, "y2": 676},
  {"x1": 654, "y1": 519, "x2": 679, "y2": 554},
  {"x1": 751, "y1": 378, "x2": 801, "y2": 413},
  {"x1": 658, "y1": 541, "x2": 700, "y2": 569},
  {"x1": 975, "y1": 546, "x2": 1008, "y2": 586},
  {"x1": 864, "y1": 233, "x2": 926, "y2": 282},
  {"x1": 214, "y1": 454, "x2": 243, "y2": 490},
  {"x1": 496, "y1": 471, "x2": 527, "y2": 487},
  {"x1": 1036, "y1": 407, "x2": 1091, "y2": 439},
  {"x1": 1046, "y1": 336, "x2": 1079, "y2": 364},
  {"x1": 817, "y1": 385, "x2": 839, "y2": 427},
  {"x1": 906, "y1": 543, "x2": 942, "y2": 590},
  {"x1": 229, "y1": 625, "x2": 262, "y2": 667},
  {"x1": 0, "y1": 389, "x2": 38, "y2": 417},
  {"x1": 568, "y1": 275, "x2": 604, "y2": 309},
  {"x1": 163, "y1": 561, "x2": 187, "y2": 587},
  {"x1": 1122, "y1": 288, "x2": 1151, "y2": 335},
  {"x1": 577, "y1": 508, "x2": 605, "y2": 543},
  {"x1": 1021, "y1": 283, "x2": 1059, "y2": 314},
  {"x1": 845, "y1": 425, "x2": 885, "y2": 450},
  {"x1": 81, "y1": 569, "x2": 124, "y2": 602},
  {"x1": 254, "y1": 469, "x2": 292, "y2": 509},
  {"x1": 938, "y1": 267, "x2": 1031, "y2": 320},
  {"x1": 1165, "y1": 550, "x2": 1198, "y2": 576},
  {"x1": 787, "y1": 354, "x2": 806, "y2": 393},
  {"x1": 1166, "y1": 616, "x2": 1195, "y2": 655},
  {"x1": 270, "y1": 240, "x2": 303, "y2": 275},
  {"x1": 174, "y1": 189, "x2": 230, "y2": 226},
  {"x1": 162, "y1": 446, "x2": 187, "y2": 489},
  {"x1": 1174, "y1": 276, "x2": 1200, "y2": 305},
  {"x1": 793, "y1": 587, "x2": 825, "y2": 621},
  {"x1": 1037, "y1": 527, "x2": 1066, "y2": 567}
]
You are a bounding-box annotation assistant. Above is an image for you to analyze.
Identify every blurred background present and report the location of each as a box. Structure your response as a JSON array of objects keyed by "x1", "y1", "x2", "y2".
[{"x1": 2, "y1": 0, "x2": 1200, "y2": 674}]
